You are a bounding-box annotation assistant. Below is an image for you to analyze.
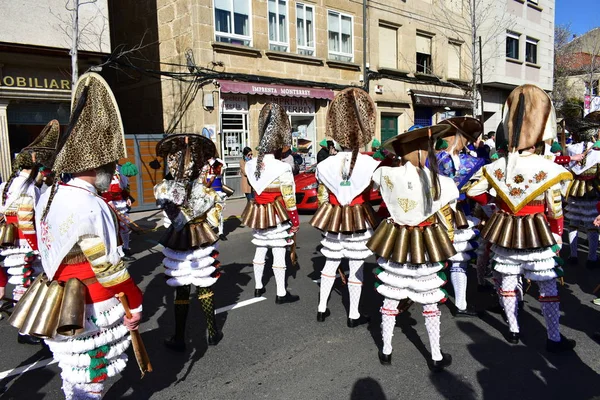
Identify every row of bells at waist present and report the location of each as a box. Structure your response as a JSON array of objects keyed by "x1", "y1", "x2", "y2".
[
  {"x1": 569, "y1": 178, "x2": 600, "y2": 199},
  {"x1": 163, "y1": 219, "x2": 219, "y2": 250},
  {"x1": 480, "y1": 211, "x2": 555, "y2": 249},
  {"x1": 366, "y1": 220, "x2": 456, "y2": 265},
  {"x1": 0, "y1": 222, "x2": 18, "y2": 247},
  {"x1": 8, "y1": 274, "x2": 87, "y2": 339},
  {"x1": 309, "y1": 203, "x2": 380, "y2": 234},
  {"x1": 241, "y1": 199, "x2": 290, "y2": 230}
]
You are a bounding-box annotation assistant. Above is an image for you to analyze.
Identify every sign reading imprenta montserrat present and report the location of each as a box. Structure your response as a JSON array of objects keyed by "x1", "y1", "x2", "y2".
[{"x1": 0, "y1": 75, "x2": 71, "y2": 90}]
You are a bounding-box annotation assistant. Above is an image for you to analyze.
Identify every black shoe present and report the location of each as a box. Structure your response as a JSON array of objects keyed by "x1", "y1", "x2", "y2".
[
  {"x1": 122, "y1": 255, "x2": 136, "y2": 262},
  {"x1": 546, "y1": 335, "x2": 576, "y2": 353},
  {"x1": 254, "y1": 288, "x2": 266, "y2": 297},
  {"x1": 347, "y1": 315, "x2": 370, "y2": 328},
  {"x1": 163, "y1": 336, "x2": 186, "y2": 352},
  {"x1": 378, "y1": 351, "x2": 392, "y2": 365},
  {"x1": 507, "y1": 332, "x2": 520, "y2": 344},
  {"x1": 317, "y1": 309, "x2": 330, "y2": 322},
  {"x1": 586, "y1": 260, "x2": 598, "y2": 269},
  {"x1": 455, "y1": 308, "x2": 479, "y2": 318},
  {"x1": 207, "y1": 331, "x2": 223, "y2": 346},
  {"x1": 428, "y1": 353, "x2": 452, "y2": 372},
  {"x1": 123, "y1": 248, "x2": 133, "y2": 257},
  {"x1": 219, "y1": 234, "x2": 228, "y2": 241},
  {"x1": 17, "y1": 334, "x2": 41, "y2": 345},
  {"x1": 275, "y1": 292, "x2": 300, "y2": 304},
  {"x1": 568, "y1": 257, "x2": 578, "y2": 266}
]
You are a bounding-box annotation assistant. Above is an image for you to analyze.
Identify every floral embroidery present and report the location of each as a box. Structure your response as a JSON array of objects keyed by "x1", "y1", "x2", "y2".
[
  {"x1": 383, "y1": 175, "x2": 394, "y2": 190},
  {"x1": 493, "y1": 169, "x2": 504, "y2": 180},
  {"x1": 397, "y1": 198, "x2": 418, "y2": 212},
  {"x1": 533, "y1": 171, "x2": 548, "y2": 183},
  {"x1": 513, "y1": 174, "x2": 524, "y2": 184},
  {"x1": 509, "y1": 187, "x2": 525, "y2": 197}
]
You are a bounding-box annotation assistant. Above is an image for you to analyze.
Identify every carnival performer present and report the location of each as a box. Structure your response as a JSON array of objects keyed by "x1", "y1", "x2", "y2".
[
  {"x1": 0, "y1": 119, "x2": 60, "y2": 345},
  {"x1": 31, "y1": 73, "x2": 143, "y2": 399},
  {"x1": 564, "y1": 112, "x2": 600, "y2": 268},
  {"x1": 369, "y1": 124, "x2": 458, "y2": 371},
  {"x1": 206, "y1": 156, "x2": 227, "y2": 238},
  {"x1": 310, "y1": 88, "x2": 380, "y2": 327},
  {"x1": 433, "y1": 117, "x2": 485, "y2": 317},
  {"x1": 242, "y1": 103, "x2": 300, "y2": 304},
  {"x1": 155, "y1": 133, "x2": 225, "y2": 351},
  {"x1": 467, "y1": 84, "x2": 575, "y2": 352},
  {"x1": 102, "y1": 163, "x2": 137, "y2": 261}
]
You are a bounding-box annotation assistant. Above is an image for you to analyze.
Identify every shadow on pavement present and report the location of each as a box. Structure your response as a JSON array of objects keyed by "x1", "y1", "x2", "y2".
[{"x1": 350, "y1": 377, "x2": 388, "y2": 400}]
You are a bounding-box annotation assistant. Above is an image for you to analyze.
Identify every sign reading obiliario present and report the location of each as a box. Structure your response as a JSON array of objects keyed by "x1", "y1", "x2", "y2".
[{"x1": 1, "y1": 75, "x2": 71, "y2": 90}]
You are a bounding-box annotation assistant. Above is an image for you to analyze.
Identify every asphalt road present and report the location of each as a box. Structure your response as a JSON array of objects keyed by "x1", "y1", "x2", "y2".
[{"x1": 1, "y1": 212, "x2": 600, "y2": 400}]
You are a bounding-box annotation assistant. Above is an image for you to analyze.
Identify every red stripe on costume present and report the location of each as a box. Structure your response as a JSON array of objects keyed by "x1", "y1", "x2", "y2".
[
  {"x1": 328, "y1": 191, "x2": 369, "y2": 206},
  {"x1": 5, "y1": 215, "x2": 38, "y2": 250},
  {"x1": 255, "y1": 191, "x2": 281, "y2": 204},
  {"x1": 54, "y1": 261, "x2": 115, "y2": 304},
  {"x1": 497, "y1": 201, "x2": 545, "y2": 216}
]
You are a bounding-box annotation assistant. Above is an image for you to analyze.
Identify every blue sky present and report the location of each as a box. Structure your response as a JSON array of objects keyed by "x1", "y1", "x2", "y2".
[{"x1": 556, "y1": 0, "x2": 599, "y2": 35}]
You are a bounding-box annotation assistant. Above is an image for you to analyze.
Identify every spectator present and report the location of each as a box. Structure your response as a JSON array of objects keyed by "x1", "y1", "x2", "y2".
[
  {"x1": 317, "y1": 139, "x2": 330, "y2": 163},
  {"x1": 281, "y1": 146, "x2": 299, "y2": 175},
  {"x1": 484, "y1": 131, "x2": 496, "y2": 154},
  {"x1": 240, "y1": 147, "x2": 254, "y2": 201}
]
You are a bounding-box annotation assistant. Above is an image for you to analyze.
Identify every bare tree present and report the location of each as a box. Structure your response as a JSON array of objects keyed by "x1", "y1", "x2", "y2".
[
  {"x1": 553, "y1": 24, "x2": 577, "y2": 115},
  {"x1": 433, "y1": 0, "x2": 515, "y2": 116},
  {"x1": 50, "y1": 0, "x2": 108, "y2": 86}
]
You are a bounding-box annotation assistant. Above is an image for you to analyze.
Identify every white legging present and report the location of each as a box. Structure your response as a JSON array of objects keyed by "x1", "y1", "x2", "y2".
[
  {"x1": 253, "y1": 246, "x2": 288, "y2": 296},
  {"x1": 317, "y1": 258, "x2": 364, "y2": 319}
]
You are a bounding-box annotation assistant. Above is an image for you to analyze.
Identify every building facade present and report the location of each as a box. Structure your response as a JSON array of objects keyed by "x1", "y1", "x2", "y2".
[
  {"x1": 480, "y1": 0, "x2": 555, "y2": 131},
  {"x1": 0, "y1": 0, "x2": 110, "y2": 181},
  {"x1": 110, "y1": 0, "x2": 476, "y2": 195}
]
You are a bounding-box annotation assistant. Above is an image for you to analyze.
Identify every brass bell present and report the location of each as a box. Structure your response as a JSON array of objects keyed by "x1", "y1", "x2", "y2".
[
  {"x1": 534, "y1": 213, "x2": 555, "y2": 247},
  {"x1": 30, "y1": 280, "x2": 65, "y2": 339},
  {"x1": 19, "y1": 281, "x2": 51, "y2": 336},
  {"x1": 423, "y1": 225, "x2": 444, "y2": 263},
  {"x1": 391, "y1": 226, "x2": 410, "y2": 264},
  {"x1": 341, "y1": 205, "x2": 354, "y2": 234},
  {"x1": 311, "y1": 203, "x2": 333, "y2": 232},
  {"x1": 56, "y1": 278, "x2": 87, "y2": 336},
  {"x1": 8, "y1": 274, "x2": 48, "y2": 330},
  {"x1": 512, "y1": 216, "x2": 526, "y2": 249},
  {"x1": 266, "y1": 203, "x2": 277, "y2": 228},
  {"x1": 497, "y1": 215, "x2": 515, "y2": 248},
  {"x1": 352, "y1": 205, "x2": 367, "y2": 233},
  {"x1": 327, "y1": 206, "x2": 343, "y2": 233},
  {"x1": 410, "y1": 227, "x2": 425, "y2": 265},
  {"x1": 524, "y1": 214, "x2": 541, "y2": 248}
]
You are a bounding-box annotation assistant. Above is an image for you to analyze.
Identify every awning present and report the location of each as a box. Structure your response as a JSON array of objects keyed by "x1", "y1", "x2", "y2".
[
  {"x1": 219, "y1": 80, "x2": 334, "y2": 100},
  {"x1": 410, "y1": 90, "x2": 472, "y2": 110}
]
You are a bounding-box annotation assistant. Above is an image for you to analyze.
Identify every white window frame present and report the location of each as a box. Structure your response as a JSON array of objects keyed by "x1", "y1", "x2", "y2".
[
  {"x1": 527, "y1": 0, "x2": 538, "y2": 4},
  {"x1": 525, "y1": 36, "x2": 539, "y2": 64},
  {"x1": 327, "y1": 10, "x2": 354, "y2": 63},
  {"x1": 268, "y1": 0, "x2": 290, "y2": 52},
  {"x1": 506, "y1": 31, "x2": 520, "y2": 60},
  {"x1": 213, "y1": 0, "x2": 253, "y2": 47},
  {"x1": 296, "y1": 2, "x2": 315, "y2": 56}
]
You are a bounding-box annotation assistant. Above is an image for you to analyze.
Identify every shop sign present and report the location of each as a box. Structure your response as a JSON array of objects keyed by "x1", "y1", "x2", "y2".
[
  {"x1": 272, "y1": 96, "x2": 315, "y2": 114},
  {"x1": 1, "y1": 75, "x2": 71, "y2": 90},
  {"x1": 221, "y1": 94, "x2": 248, "y2": 112}
]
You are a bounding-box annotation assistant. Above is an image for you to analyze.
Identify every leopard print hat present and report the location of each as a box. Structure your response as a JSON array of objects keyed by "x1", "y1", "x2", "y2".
[
  {"x1": 52, "y1": 72, "x2": 126, "y2": 174},
  {"x1": 13, "y1": 119, "x2": 60, "y2": 171},
  {"x1": 255, "y1": 103, "x2": 291, "y2": 179},
  {"x1": 326, "y1": 87, "x2": 375, "y2": 149}
]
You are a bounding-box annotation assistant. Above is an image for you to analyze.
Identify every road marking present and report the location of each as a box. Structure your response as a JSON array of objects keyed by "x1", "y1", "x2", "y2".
[
  {"x1": 215, "y1": 296, "x2": 266, "y2": 314},
  {"x1": 0, "y1": 358, "x2": 58, "y2": 380},
  {"x1": 0, "y1": 296, "x2": 267, "y2": 380}
]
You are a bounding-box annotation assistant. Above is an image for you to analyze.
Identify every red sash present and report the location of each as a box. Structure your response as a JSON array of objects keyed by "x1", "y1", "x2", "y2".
[
  {"x1": 5, "y1": 215, "x2": 38, "y2": 250},
  {"x1": 54, "y1": 261, "x2": 114, "y2": 304}
]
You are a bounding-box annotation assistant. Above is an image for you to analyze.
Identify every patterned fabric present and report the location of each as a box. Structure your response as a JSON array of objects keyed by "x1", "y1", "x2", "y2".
[
  {"x1": 435, "y1": 151, "x2": 485, "y2": 191},
  {"x1": 326, "y1": 88, "x2": 375, "y2": 148},
  {"x1": 53, "y1": 73, "x2": 126, "y2": 174},
  {"x1": 13, "y1": 120, "x2": 60, "y2": 171}
]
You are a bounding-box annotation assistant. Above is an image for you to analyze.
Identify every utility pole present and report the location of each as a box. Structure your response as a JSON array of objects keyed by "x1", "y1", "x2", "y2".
[
  {"x1": 471, "y1": 0, "x2": 477, "y2": 117},
  {"x1": 479, "y1": 36, "x2": 484, "y2": 130}
]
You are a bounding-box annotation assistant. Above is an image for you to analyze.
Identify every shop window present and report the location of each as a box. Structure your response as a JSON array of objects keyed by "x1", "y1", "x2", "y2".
[
  {"x1": 268, "y1": 0, "x2": 288, "y2": 52},
  {"x1": 378, "y1": 24, "x2": 398, "y2": 69},
  {"x1": 525, "y1": 37, "x2": 538, "y2": 64},
  {"x1": 328, "y1": 10, "x2": 353, "y2": 62},
  {"x1": 447, "y1": 42, "x2": 461, "y2": 79},
  {"x1": 214, "y1": 0, "x2": 252, "y2": 46},
  {"x1": 291, "y1": 115, "x2": 316, "y2": 167},
  {"x1": 506, "y1": 31, "x2": 520, "y2": 60},
  {"x1": 296, "y1": 3, "x2": 315, "y2": 56},
  {"x1": 221, "y1": 113, "x2": 248, "y2": 159},
  {"x1": 414, "y1": 107, "x2": 433, "y2": 126},
  {"x1": 416, "y1": 34, "x2": 433, "y2": 74}
]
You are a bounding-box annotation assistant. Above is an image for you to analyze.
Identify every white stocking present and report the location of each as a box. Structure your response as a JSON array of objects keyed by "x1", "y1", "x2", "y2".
[
  {"x1": 380, "y1": 299, "x2": 399, "y2": 355},
  {"x1": 500, "y1": 275, "x2": 520, "y2": 333},
  {"x1": 318, "y1": 259, "x2": 341, "y2": 313},
  {"x1": 538, "y1": 280, "x2": 561, "y2": 342},
  {"x1": 62, "y1": 381, "x2": 103, "y2": 400},
  {"x1": 272, "y1": 247, "x2": 288, "y2": 296},
  {"x1": 423, "y1": 304, "x2": 443, "y2": 361},
  {"x1": 588, "y1": 230, "x2": 599, "y2": 261},
  {"x1": 568, "y1": 229, "x2": 578, "y2": 258},
  {"x1": 450, "y1": 262, "x2": 468, "y2": 311},
  {"x1": 253, "y1": 247, "x2": 268, "y2": 289},
  {"x1": 347, "y1": 259, "x2": 365, "y2": 319}
]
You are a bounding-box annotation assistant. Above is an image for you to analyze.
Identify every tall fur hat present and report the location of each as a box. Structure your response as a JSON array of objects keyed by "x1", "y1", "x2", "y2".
[
  {"x1": 254, "y1": 103, "x2": 291, "y2": 179},
  {"x1": 52, "y1": 72, "x2": 126, "y2": 174},
  {"x1": 156, "y1": 133, "x2": 217, "y2": 181},
  {"x1": 436, "y1": 117, "x2": 483, "y2": 154},
  {"x1": 502, "y1": 84, "x2": 556, "y2": 152},
  {"x1": 12, "y1": 119, "x2": 60, "y2": 171}
]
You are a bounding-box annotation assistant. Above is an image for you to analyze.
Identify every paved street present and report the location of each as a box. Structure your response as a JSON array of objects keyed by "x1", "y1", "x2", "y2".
[{"x1": 1, "y1": 200, "x2": 600, "y2": 399}]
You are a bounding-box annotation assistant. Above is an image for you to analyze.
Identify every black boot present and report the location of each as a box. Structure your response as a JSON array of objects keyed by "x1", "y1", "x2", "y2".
[
  {"x1": 164, "y1": 285, "x2": 190, "y2": 352},
  {"x1": 428, "y1": 353, "x2": 452, "y2": 372},
  {"x1": 546, "y1": 335, "x2": 576, "y2": 353},
  {"x1": 378, "y1": 351, "x2": 392, "y2": 365},
  {"x1": 17, "y1": 334, "x2": 41, "y2": 345},
  {"x1": 199, "y1": 287, "x2": 223, "y2": 346}
]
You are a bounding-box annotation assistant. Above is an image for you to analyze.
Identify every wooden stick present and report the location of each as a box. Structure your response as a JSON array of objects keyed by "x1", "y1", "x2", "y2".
[{"x1": 117, "y1": 293, "x2": 153, "y2": 377}]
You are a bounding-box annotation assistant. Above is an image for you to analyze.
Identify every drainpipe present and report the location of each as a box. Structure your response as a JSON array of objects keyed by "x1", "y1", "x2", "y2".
[{"x1": 363, "y1": 0, "x2": 368, "y2": 92}]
